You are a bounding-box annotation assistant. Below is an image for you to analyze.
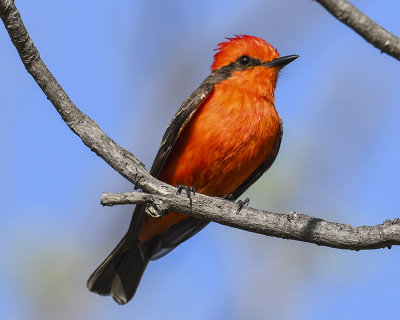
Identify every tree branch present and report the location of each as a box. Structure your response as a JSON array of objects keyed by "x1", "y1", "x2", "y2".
[
  {"x1": 100, "y1": 191, "x2": 400, "y2": 251},
  {"x1": 2, "y1": 0, "x2": 400, "y2": 252},
  {"x1": 315, "y1": 0, "x2": 400, "y2": 61}
]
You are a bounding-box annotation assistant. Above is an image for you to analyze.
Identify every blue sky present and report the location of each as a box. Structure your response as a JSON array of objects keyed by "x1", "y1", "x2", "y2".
[{"x1": 1, "y1": 0, "x2": 400, "y2": 319}]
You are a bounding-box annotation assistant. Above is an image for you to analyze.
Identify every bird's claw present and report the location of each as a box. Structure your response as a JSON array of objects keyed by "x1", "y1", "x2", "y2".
[
  {"x1": 236, "y1": 198, "x2": 250, "y2": 214},
  {"x1": 176, "y1": 185, "x2": 195, "y2": 198},
  {"x1": 177, "y1": 185, "x2": 195, "y2": 206},
  {"x1": 224, "y1": 194, "x2": 250, "y2": 214}
]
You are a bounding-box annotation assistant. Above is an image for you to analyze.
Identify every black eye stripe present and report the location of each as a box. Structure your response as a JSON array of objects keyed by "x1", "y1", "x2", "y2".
[
  {"x1": 211, "y1": 57, "x2": 265, "y2": 80},
  {"x1": 235, "y1": 56, "x2": 264, "y2": 69}
]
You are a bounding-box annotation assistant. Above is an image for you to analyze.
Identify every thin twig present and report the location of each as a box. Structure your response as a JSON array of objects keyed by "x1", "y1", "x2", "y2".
[{"x1": 315, "y1": 0, "x2": 400, "y2": 61}]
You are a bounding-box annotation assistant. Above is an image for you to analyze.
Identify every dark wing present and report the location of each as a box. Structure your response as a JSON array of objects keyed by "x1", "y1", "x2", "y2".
[
  {"x1": 150, "y1": 67, "x2": 235, "y2": 177},
  {"x1": 150, "y1": 218, "x2": 209, "y2": 260},
  {"x1": 149, "y1": 82, "x2": 213, "y2": 177},
  {"x1": 231, "y1": 118, "x2": 283, "y2": 199}
]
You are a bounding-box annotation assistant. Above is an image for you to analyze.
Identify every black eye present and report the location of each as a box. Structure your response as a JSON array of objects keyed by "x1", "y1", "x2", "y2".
[{"x1": 237, "y1": 55, "x2": 251, "y2": 66}]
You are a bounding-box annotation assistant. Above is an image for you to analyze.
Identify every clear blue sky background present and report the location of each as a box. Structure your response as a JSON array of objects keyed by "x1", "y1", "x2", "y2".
[{"x1": 1, "y1": 1, "x2": 400, "y2": 319}]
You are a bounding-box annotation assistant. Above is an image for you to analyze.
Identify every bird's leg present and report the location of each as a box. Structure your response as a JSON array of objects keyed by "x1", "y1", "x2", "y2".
[
  {"x1": 236, "y1": 198, "x2": 250, "y2": 214},
  {"x1": 224, "y1": 194, "x2": 250, "y2": 214},
  {"x1": 176, "y1": 185, "x2": 195, "y2": 206},
  {"x1": 176, "y1": 185, "x2": 196, "y2": 197}
]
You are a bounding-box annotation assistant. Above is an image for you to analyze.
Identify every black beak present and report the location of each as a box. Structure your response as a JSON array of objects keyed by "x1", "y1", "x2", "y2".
[{"x1": 267, "y1": 55, "x2": 299, "y2": 69}]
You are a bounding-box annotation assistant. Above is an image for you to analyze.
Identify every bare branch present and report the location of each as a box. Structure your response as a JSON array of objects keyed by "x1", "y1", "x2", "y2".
[
  {"x1": 315, "y1": 0, "x2": 400, "y2": 61},
  {"x1": 101, "y1": 191, "x2": 400, "y2": 251},
  {"x1": 2, "y1": 0, "x2": 400, "y2": 252}
]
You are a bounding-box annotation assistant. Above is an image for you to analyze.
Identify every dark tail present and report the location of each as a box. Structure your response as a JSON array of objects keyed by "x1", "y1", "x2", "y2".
[{"x1": 87, "y1": 235, "x2": 151, "y2": 305}]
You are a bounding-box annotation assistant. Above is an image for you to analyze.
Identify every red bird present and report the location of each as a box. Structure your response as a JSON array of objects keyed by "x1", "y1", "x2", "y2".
[{"x1": 88, "y1": 35, "x2": 298, "y2": 304}]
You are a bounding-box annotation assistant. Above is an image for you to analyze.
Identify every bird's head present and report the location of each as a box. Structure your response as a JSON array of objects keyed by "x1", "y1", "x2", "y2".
[{"x1": 211, "y1": 35, "x2": 298, "y2": 97}]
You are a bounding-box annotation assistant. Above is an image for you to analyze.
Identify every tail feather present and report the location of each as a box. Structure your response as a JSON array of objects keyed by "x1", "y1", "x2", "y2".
[{"x1": 87, "y1": 235, "x2": 151, "y2": 305}]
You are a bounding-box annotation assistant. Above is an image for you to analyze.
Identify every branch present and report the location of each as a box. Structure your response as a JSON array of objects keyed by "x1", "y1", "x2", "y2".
[
  {"x1": 315, "y1": 0, "x2": 400, "y2": 61},
  {"x1": 100, "y1": 192, "x2": 400, "y2": 251},
  {"x1": 2, "y1": 0, "x2": 400, "y2": 252}
]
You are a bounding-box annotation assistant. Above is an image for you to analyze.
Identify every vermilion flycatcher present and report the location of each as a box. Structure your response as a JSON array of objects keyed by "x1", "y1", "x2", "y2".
[{"x1": 88, "y1": 35, "x2": 298, "y2": 304}]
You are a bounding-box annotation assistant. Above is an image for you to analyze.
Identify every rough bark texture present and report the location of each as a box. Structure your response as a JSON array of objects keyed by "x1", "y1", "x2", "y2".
[
  {"x1": 315, "y1": 0, "x2": 400, "y2": 61},
  {"x1": 2, "y1": 0, "x2": 400, "y2": 252},
  {"x1": 101, "y1": 192, "x2": 400, "y2": 250}
]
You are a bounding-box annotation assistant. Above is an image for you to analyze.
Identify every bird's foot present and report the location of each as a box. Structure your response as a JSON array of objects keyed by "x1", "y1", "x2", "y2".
[
  {"x1": 236, "y1": 198, "x2": 250, "y2": 214},
  {"x1": 176, "y1": 185, "x2": 196, "y2": 207},
  {"x1": 224, "y1": 194, "x2": 250, "y2": 214},
  {"x1": 176, "y1": 185, "x2": 195, "y2": 197}
]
